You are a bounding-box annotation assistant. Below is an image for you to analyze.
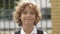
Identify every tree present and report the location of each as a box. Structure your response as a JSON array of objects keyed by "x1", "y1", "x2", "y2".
[{"x1": 0, "y1": 0, "x2": 3, "y2": 8}]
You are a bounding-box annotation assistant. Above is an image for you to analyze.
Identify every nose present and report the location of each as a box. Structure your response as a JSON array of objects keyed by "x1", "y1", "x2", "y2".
[{"x1": 26, "y1": 13, "x2": 31, "y2": 18}]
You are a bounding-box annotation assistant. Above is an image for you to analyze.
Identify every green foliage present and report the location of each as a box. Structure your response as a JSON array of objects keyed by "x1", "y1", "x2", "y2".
[
  {"x1": 5, "y1": 0, "x2": 14, "y2": 9},
  {"x1": 0, "y1": 0, "x2": 3, "y2": 8},
  {"x1": 0, "y1": 0, "x2": 20, "y2": 9}
]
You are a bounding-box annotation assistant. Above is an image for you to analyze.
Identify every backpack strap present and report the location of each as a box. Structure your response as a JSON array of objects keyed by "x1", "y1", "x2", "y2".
[
  {"x1": 14, "y1": 31, "x2": 20, "y2": 34},
  {"x1": 37, "y1": 30, "x2": 43, "y2": 34},
  {"x1": 15, "y1": 28, "x2": 21, "y2": 34}
]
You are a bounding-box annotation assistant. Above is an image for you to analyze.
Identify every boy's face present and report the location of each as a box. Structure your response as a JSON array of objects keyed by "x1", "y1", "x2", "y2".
[{"x1": 20, "y1": 6, "x2": 36, "y2": 26}]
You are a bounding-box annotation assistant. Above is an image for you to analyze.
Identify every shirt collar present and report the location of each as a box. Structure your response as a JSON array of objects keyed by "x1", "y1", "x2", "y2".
[{"x1": 21, "y1": 26, "x2": 37, "y2": 34}]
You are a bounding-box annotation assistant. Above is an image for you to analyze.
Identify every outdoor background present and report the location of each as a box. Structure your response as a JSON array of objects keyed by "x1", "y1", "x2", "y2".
[{"x1": 0, "y1": 0, "x2": 52, "y2": 34}]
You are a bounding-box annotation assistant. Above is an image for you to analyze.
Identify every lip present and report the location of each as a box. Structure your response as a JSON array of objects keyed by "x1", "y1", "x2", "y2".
[
  {"x1": 25, "y1": 19, "x2": 32, "y2": 21},
  {"x1": 25, "y1": 19, "x2": 32, "y2": 20},
  {"x1": 26, "y1": 19, "x2": 32, "y2": 20}
]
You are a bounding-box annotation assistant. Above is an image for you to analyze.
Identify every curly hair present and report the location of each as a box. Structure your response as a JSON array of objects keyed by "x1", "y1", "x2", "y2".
[{"x1": 12, "y1": 1, "x2": 42, "y2": 26}]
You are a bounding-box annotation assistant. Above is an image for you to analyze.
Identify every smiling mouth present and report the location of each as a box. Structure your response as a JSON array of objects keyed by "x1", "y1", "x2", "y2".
[
  {"x1": 25, "y1": 18, "x2": 32, "y2": 20},
  {"x1": 25, "y1": 19, "x2": 32, "y2": 21},
  {"x1": 25, "y1": 19, "x2": 32, "y2": 20}
]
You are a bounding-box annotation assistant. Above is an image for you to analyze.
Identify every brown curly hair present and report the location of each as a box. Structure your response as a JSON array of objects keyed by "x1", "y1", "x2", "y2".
[{"x1": 12, "y1": 1, "x2": 42, "y2": 26}]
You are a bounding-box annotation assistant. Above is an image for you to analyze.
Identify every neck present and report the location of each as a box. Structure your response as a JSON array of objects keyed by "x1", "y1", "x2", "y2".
[{"x1": 22, "y1": 25, "x2": 34, "y2": 34}]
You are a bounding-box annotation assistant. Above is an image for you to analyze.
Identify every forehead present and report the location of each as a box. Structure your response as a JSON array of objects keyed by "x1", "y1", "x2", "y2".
[{"x1": 23, "y1": 6, "x2": 35, "y2": 12}]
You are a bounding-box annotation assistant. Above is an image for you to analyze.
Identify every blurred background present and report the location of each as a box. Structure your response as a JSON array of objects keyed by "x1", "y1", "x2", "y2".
[{"x1": 0, "y1": 0, "x2": 51, "y2": 34}]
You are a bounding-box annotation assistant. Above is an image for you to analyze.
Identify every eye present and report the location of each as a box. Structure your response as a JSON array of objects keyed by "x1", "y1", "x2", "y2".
[
  {"x1": 21, "y1": 11, "x2": 27, "y2": 14},
  {"x1": 30, "y1": 12, "x2": 35, "y2": 15}
]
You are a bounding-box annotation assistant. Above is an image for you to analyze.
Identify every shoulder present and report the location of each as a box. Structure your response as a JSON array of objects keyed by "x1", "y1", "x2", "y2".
[
  {"x1": 12, "y1": 31, "x2": 20, "y2": 34},
  {"x1": 43, "y1": 31, "x2": 47, "y2": 34},
  {"x1": 37, "y1": 30, "x2": 43, "y2": 34},
  {"x1": 37, "y1": 30, "x2": 47, "y2": 34},
  {"x1": 15, "y1": 31, "x2": 20, "y2": 34}
]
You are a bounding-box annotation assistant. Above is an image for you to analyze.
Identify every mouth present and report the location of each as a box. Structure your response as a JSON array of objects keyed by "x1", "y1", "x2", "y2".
[{"x1": 25, "y1": 19, "x2": 32, "y2": 20}]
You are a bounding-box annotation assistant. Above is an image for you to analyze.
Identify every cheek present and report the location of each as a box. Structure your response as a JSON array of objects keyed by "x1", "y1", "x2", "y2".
[
  {"x1": 33, "y1": 15, "x2": 36, "y2": 19},
  {"x1": 32, "y1": 16, "x2": 35, "y2": 19},
  {"x1": 20, "y1": 15, "x2": 25, "y2": 20},
  {"x1": 31, "y1": 15, "x2": 36, "y2": 22}
]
